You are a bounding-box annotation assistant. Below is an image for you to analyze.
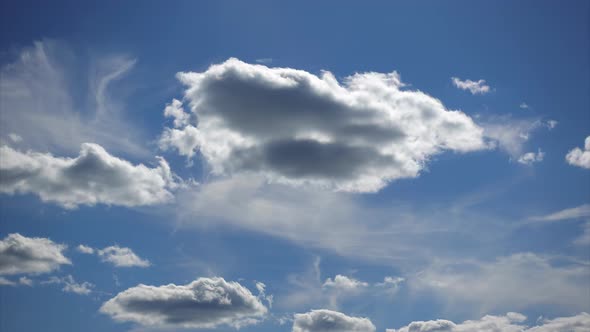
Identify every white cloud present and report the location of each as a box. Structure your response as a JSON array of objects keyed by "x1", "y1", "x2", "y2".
[
  {"x1": 566, "y1": 136, "x2": 590, "y2": 169},
  {"x1": 100, "y1": 277, "x2": 267, "y2": 329},
  {"x1": 18, "y1": 276, "x2": 33, "y2": 286},
  {"x1": 517, "y1": 149, "x2": 544, "y2": 165},
  {"x1": 97, "y1": 245, "x2": 150, "y2": 268},
  {"x1": 0, "y1": 277, "x2": 16, "y2": 286},
  {"x1": 0, "y1": 143, "x2": 177, "y2": 209},
  {"x1": 76, "y1": 244, "x2": 95, "y2": 254},
  {"x1": 388, "y1": 312, "x2": 590, "y2": 332},
  {"x1": 482, "y1": 117, "x2": 554, "y2": 158},
  {"x1": 375, "y1": 276, "x2": 405, "y2": 295},
  {"x1": 0, "y1": 233, "x2": 71, "y2": 275},
  {"x1": 43, "y1": 275, "x2": 94, "y2": 295},
  {"x1": 0, "y1": 40, "x2": 148, "y2": 157},
  {"x1": 8, "y1": 133, "x2": 22, "y2": 143},
  {"x1": 322, "y1": 275, "x2": 368, "y2": 291},
  {"x1": 451, "y1": 77, "x2": 491, "y2": 95},
  {"x1": 255, "y1": 281, "x2": 274, "y2": 308},
  {"x1": 520, "y1": 102, "x2": 530, "y2": 109},
  {"x1": 167, "y1": 58, "x2": 486, "y2": 192},
  {"x1": 411, "y1": 253, "x2": 590, "y2": 312},
  {"x1": 529, "y1": 204, "x2": 590, "y2": 222},
  {"x1": 292, "y1": 309, "x2": 375, "y2": 332}
]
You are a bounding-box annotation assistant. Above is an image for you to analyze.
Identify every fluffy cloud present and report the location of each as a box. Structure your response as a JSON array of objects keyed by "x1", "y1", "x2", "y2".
[
  {"x1": 0, "y1": 40, "x2": 148, "y2": 157},
  {"x1": 451, "y1": 77, "x2": 490, "y2": 95},
  {"x1": 388, "y1": 312, "x2": 590, "y2": 332},
  {"x1": 292, "y1": 309, "x2": 375, "y2": 332},
  {"x1": 566, "y1": 136, "x2": 590, "y2": 169},
  {"x1": 165, "y1": 58, "x2": 486, "y2": 192},
  {"x1": 0, "y1": 143, "x2": 177, "y2": 208},
  {"x1": 517, "y1": 149, "x2": 544, "y2": 165},
  {"x1": 100, "y1": 277, "x2": 267, "y2": 329},
  {"x1": 97, "y1": 245, "x2": 150, "y2": 268},
  {"x1": 412, "y1": 253, "x2": 590, "y2": 312},
  {"x1": 43, "y1": 275, "x2": 94, "y2": 295},
  {"x1": 76, "y1": 245, "x2": 95, "y2": 254},
  {"x1": 322, "y1": 275, "x2": 368, "y2": 292},
  {"x1": 0, "y1": 233, "x2": 71, "y2": 275}
]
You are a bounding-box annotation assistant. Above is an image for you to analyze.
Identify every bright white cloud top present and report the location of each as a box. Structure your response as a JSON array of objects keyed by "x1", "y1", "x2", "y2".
[
  {"x1": 517, "y1": 149, "x2": 544, "y2": 165},
  {"x1": 566, "y1": 136, "x2": 590, "y2": 169},
  {"x1": 387, "y1": 312, "x2": 590, "y2": 332},
  {"x1": 100, "y1": 277, "x2": 268, "y2": 329},
  {"x1": 0, "y1": 143, "x2": 177, "y2": 208},
  {"x1": 451, "y1": 77, "x2": 491, "y2": 95},
  {"x1": 0, "y1": 233, "x2": 71, "y2": 275},
  {"x1": 292, "y1": 309, "x2": 376, "y2": 332},
  {"x1": 97, "y1": 245, "x2": 150, "y2": 268},
  {"x1": 161, "y1": 58, "x2": 487, "y2": 192}
]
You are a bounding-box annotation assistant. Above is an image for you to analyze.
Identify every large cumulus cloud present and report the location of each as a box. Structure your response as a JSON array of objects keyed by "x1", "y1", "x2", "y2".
[
  {"x1": 0, "y1": 233, "x2": 70, "y2": 275},
  {"x1": 100, "y1": 277, "x2": 267, "y2": 329},
  {"x1": 292, "y1": 309, "x2": 376, "y2": 332},
  {"x1": 161, "y1": 58, "x2": 486, "y2": 192},
  {"x1": 0, "y1": 143, "x2": 177, "y2": 208}
]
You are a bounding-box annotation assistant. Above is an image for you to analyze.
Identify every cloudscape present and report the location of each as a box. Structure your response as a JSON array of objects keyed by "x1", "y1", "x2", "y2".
[{"x1": 0, "y1": 1, "x2": 588, "y2": 331}]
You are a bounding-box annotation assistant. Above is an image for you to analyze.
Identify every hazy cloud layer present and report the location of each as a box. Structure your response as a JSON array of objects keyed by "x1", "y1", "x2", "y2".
[
  {"x1": 0, "y1": 233, "x2": 71, "y2": 275},
  {"x1": 100, "y1": 277, "x2": 267, "y2": 329},
  {"x1": 166, "y1": 58, "x2": 487, "y2": 192},
  {"x1": 292, "y1": 309, "x2": 376, "y2": 332},
  {"x1": 0, "y1": 143, "x2": 177, "y2": 208},
  {"x1": 412, "y1": 253, "x2": 590, "y2": 312},
  {"x1": 566, "y1": 136, "x2": 590, "y2": 169},
  {"x1": 451, "y1": 77, "x2": 490, "y2": 95},
  {"x1": 388, "y1": 312, "x2": 590, "y2": 332}
]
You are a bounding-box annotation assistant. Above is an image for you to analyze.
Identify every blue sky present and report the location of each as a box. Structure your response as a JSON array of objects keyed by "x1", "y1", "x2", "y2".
[{"x1": 0, "y1": 1, "x2": 589, "y2": 331}]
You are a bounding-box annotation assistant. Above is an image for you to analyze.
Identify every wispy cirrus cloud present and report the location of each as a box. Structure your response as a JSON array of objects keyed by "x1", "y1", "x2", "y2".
[{"x1": 0, "y1": 40, "x2": 147, "y2": 157}]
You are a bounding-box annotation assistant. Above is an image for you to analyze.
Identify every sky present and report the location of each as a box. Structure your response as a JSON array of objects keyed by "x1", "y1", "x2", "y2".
[{"x1": 0, "y1": 1, "x2": 589, "y2": 331}]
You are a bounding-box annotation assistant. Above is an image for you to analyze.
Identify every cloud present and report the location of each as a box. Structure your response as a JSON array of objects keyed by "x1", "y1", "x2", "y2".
[
  {"x1": 8, "y1": 133, "x2": 22, "y2": 143},
  {"x1": 97, "y1": 245, "x2": 150, "y2": 268},
  {"x1": 76, "y1": 244, "x2": 95, "y2": 254},
  {"x1": 566, "y1": 136, "x2": 590, "y2": 169},
  {"x1": 517, "y1": 149, "x2": 544, "y2": 165},
  {"x1": 255, "y1": 281, "x2": 274, "y2": 308},
  {"x1": 451, "y1": 77, "x2": 490, "y2": 95},
  {"x1": 529, "y1": 204, "x2": 590, "y2": 222},
  {"x1": 387, "y1": 312, "x2": 590, "y2": 332},
  {"x1": 411, "y1": 253, "x2": 590, "y2": 312},
  {"x1": 0, "y1": 233, "x2": 71, "y2": 275},
  {"x1": 292, "y1": 309, "x2": 376, "y2": 332},
  {"x1": 0, "y1": 276, "x2": 34, "y2": 287},
  {"x1": 100, "y1": 277, "x2": 267, "y2": 329},
  {"x1": 0, "y1": 40, "x2": 147, "y2": 157},
  {"x1": 43, "y1": 275, "x2": 94, "y2": 295},
  {"x1": 0, "y1": 143, "x2": 178, "y2": 208},
  {"x1": 482, "y1": 117, "x2": 555, "y2": 158},
  {"x1": 520, "y1": 102, "x2": 530, "y2": 109},
  {"x1": 167, "y1": 58, "x2": 486, "y2": 192},
  {"x1": 322, "y1": 275, "x2": 368, "y2": 292}
]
